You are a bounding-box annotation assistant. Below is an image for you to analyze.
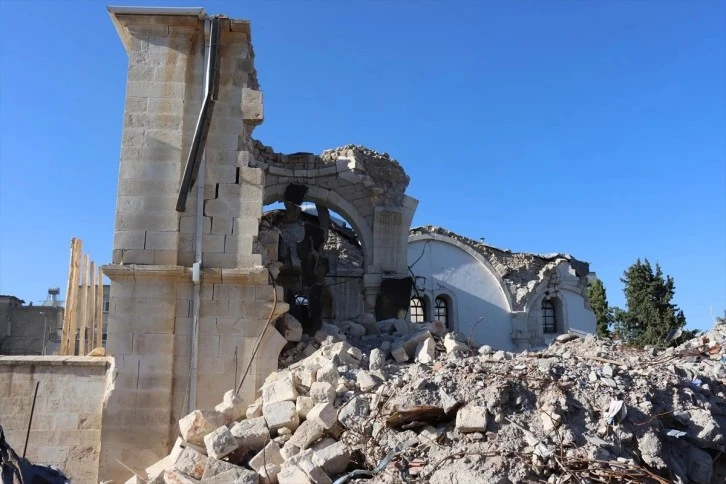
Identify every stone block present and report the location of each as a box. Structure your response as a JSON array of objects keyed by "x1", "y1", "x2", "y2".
[
  {"x1": 179, "y1": 409, "x2": 225, "y2": 445},
  {"x1": 355, "y1": 371, "x2": 380, "y2": 393},
  {"x1": 204, "y1": 425, "x2": 238, "y2": 460},
  {"x1": 163, "y1": 469, "x2": 200, "y2": 484},
  {"x1": 248, "y1": 441, "x2": 284, "y2": 472},
  {"x1": 314, "y1": 441, "x2": 350, "y2": 477},
  {"x1": 215, "y1": 390, "x2": 245, "y2": 424},
  {"x1": 443, "y1": 333, "x2": 468, "y2": 354},
  {"x1": 338, "y1": 395, "x2": 370, "y2": 430},
  {"x1": 295, "y1": 396, "x2": 316, "y2": 420},
  {"x1": 308, "y1": 382, "x2": 335, "y2": 403},
  {"x1": 114, "y1": 230, "x2": 147, "y2": 250},
  {"x1": 294, "y1": 368, "x2": 316, "y2": 389},
  {"x1": 280, "y1": 314, "x2": 303, "y2": 342},
  {"x1": 241, "y1": 88, "x2": 263, "y2": 124},
  {"x1": 201, "y1": 468, "x2": 259, "y2": 484},
  {"x1": 315, "y1": 363, "x2": 339, "y2": 386},
  {"x1": 258, "y1": 463, "x2": 281, "y2": 484},
  {"x1": 144, "y1": 231, "x2": 177, "y2": 250},
  {"x1": 201, "y1": 456, "x2": 239, "y2": 479},
  {"x1": 415, "y1": 336, "x2": 436, "y2": 364},
  {"x1": 173, "y1": 447, "x2": 206, "y2": 480},
  {"x1": 455, "y1": 405, "x2": 489, "y2": 433},
  {"x1": 261, "y1": 375, "x2": 297, "y2": 405},
  {"x1": 318, "y1": 342, "x2": 360, "y2": 367},
  {"x1": 277, "y1": 465, "x2": 311, "y2": 484},
  {"x1": 306, "y1": 402, "x2": 337, "y2": 430},
  {"x1": 287, "y1": 420, "x2": 324, "y2": 450},
  {"x1": 369, "y1": 349, "x2": 386, "y2": 371},
  {"x1": 230, "y1": 416, "x2": 268, "y2": 452},
  {"x1": 391, "y1": 331, "x2": 433, "y2": 363},
  {"x1": 262, "y1": 400, "x2": 299, "y2": 432},
  {"x1": 246, "y1": 399, "x2": 263, "y2": 419}
]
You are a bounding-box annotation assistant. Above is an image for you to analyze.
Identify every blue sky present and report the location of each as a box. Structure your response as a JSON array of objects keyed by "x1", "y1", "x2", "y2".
[{"x1": 0, "y1": 0, "x2": 724, "y2": 330}]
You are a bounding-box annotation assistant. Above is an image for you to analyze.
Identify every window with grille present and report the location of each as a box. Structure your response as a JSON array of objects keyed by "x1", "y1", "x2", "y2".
[
  {"x1": 434, "y1": 297, "x2": 448, "y2": 326},
  {"x1": 542, "y1": 299, "x2": 557, "y2": 333},
  {"x1": 410, "y1": 297, "x2": 425, "y2": 323}
]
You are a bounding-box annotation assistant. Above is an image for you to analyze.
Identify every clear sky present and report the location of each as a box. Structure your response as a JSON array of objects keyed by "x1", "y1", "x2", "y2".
[{"x1": 0, "y1": 0, "x2": 724, "y2": 330}]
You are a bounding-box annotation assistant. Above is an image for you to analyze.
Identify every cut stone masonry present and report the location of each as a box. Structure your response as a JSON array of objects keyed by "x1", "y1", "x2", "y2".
[{"x1": 99, "y1": 8, "x2": 418, "y2": 482}]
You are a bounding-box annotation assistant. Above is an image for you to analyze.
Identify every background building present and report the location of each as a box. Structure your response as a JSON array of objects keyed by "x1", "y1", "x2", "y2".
[{"x1": 0, "y1": 286, "x2": 110, "y2": 356}]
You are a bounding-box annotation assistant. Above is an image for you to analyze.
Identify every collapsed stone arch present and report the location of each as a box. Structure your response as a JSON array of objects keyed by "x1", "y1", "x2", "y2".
[
  {"x1": 250, "y1": 139, "x2": 418, "y2": 316},
  {"x1": 264, "y1": 182, "x2": 374, "y2": 269}
]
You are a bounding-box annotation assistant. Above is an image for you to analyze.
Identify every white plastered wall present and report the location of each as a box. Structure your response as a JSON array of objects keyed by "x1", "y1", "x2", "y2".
[{"x1": 407, "y1": 237, "x2": 514, "y2": 351}]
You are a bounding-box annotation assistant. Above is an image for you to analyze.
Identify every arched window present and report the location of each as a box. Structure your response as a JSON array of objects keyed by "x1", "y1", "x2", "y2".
[
  {"x1": 542, "y1": 299, "x2": 557, "y2": 333},
  {"x1": 434, "y1": 296, "x2": 449, "y2": 326},
  {"x1": 409, "y1": 297, "x2": 426, "y2": 323},
  {"x1": 295, "y1": 295, "x2": 309, "y2": 306}
]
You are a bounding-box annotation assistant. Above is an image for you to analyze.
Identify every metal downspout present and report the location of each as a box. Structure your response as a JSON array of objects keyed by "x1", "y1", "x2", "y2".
[{"x1": 189, "y1": 17, "x2": 213, "y2": 413}]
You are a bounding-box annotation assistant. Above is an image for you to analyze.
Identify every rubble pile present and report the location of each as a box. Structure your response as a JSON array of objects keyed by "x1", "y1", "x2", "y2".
[{"x1": 132, "y1": 317, "x2": 726, "y2": 484}]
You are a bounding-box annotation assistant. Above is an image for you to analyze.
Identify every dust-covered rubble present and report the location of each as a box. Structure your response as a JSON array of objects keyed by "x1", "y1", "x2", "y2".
[{"x1": 127, "y1": 317, "x2": 726, "y2": 484}]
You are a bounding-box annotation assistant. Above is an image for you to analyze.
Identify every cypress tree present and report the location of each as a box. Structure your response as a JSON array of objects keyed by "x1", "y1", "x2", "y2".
[
  {"x1": 614, "y1": 259, "x2": 687, "y2": 347},
  {"x1": 587, "y1": 278, "x2": 612, "y2": 338}
]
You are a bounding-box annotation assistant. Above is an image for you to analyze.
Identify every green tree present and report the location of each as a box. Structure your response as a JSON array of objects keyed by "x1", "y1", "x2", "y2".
[
  {"x1": 587, "y1": 278, "x2": 612, "y2": 338},
  {"x1": 613, "y1": 258, "x2": 687, "y2": 347}
]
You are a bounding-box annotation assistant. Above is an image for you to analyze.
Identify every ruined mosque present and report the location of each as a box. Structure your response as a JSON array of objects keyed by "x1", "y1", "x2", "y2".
[{"x1": 92, "y1": 7, "x2": 597, "y2": 480}]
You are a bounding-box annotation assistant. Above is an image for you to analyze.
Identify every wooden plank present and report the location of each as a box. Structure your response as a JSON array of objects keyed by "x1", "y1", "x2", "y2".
[
  {"x1": 96, "y1": 267, "x2": 104, "y2": 349},
  {"x1": 88, "y1": 261, "x2": 96, "y2": 354},
  {"x1": 61, "y1": 239, "x2": 82, "y2": 355},
  {"x1": 78, "y1": 255, "x2": 89, "y2": 356}
]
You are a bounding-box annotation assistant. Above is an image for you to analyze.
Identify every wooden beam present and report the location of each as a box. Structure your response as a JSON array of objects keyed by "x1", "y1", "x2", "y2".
[
  {"x1": 96, "y1": 267, "x2": 104, "y2": 349},
  {"x1": 88, "y1": 261, "x2": 96, "y2": 354},
  {"x1": 61, "y1": 239, "x2": 82, "y2": 355},
  {"x1": 78, "y1": 255, "x2": 89, "y2": 356}
]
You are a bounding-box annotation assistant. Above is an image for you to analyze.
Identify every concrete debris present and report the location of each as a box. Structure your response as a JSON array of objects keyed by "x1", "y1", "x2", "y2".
[{"x1": 139, "y1": 318, "x2": 726, "y2": 484}]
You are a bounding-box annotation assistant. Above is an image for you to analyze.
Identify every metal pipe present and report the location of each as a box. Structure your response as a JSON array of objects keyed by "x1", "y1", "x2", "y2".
[
  {"x1": 188, "y1": 16, "x2": 215, "y2": 413},
  {"x1": 39, "y1": 312, "x2": 48, "y2": 356},
  {"x1": 23, "y1": 381, "x2": 40, "y2": 458},
  {"x1": 176, "y1": 16, "x2": 221, "y2": 212}
]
